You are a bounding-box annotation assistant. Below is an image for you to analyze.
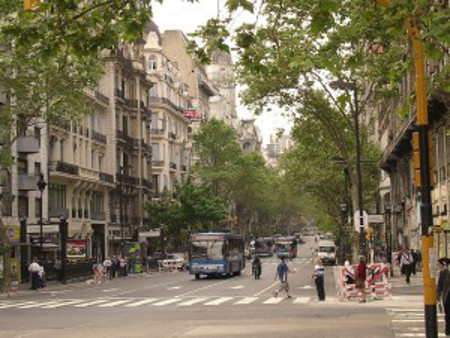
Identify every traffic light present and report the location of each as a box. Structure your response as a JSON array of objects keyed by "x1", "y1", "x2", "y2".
[
  {"x1": 412, "y1": 131, "x2": 433, "y2": 188},
  {"x1": 24, "y1": 0, "x2": 39, "y2": 12}
]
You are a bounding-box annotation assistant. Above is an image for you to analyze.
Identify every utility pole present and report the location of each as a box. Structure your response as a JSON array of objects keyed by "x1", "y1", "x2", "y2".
[{"x1": 374, "y1": 1, "x2": 438, "y2": 336}]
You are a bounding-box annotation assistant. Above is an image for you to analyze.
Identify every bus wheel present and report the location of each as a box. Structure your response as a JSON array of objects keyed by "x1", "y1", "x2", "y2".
[{"x1": 195, "y1": 274, "x2": 200, "y2": 280}]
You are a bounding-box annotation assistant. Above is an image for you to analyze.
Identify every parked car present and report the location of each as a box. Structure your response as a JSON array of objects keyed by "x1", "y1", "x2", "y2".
[{"x1": 159, "y1": 253, "x2": 187, "y2": 271}]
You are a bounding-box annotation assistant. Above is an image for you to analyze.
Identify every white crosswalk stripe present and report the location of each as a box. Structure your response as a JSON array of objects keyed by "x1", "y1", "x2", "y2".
[
  {"x1": 98, "y1": 299, "x2": 133, "y2": 307},
  {"x1": 153, "y1": 298, "x2": 182, "y2": 306},
  {"x1": 124, "y1": 298, "x2": 158, "y2": 307},
  {"x1": 387, "y1": 307, "x2": 446, "y2": 337},
  {"x1": 204, "y1": 297, "x2": 233, "y2": 306},
  {"x1": 0, "y1": 295, "x2": 327, "y2": 309},
  {"x1": 178, "y1": 298, "x2": 209, "y2": 306},
  {"x1": 233, "y1": 297, "x2": 258, "y2": 305},
  {"x1": 263, "y1": 297, "x2": 284, "y2": 304}
]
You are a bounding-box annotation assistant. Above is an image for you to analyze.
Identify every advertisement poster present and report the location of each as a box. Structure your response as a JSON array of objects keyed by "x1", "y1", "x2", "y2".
[
  {"x1": 7, "y1": 226, "x2": 20, "y2": 243},
  {"x1": 67, "y1": 240, "x2": 87, "y2": 258}
]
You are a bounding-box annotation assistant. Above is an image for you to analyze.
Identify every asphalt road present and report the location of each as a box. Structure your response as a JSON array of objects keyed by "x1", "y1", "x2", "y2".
[{"x1": 0, "y1": 236, "x2": 394, "y2": 338}]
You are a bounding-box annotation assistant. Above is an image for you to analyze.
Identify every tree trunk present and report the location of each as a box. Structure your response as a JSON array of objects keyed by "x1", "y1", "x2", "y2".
[{"x1": 0, "y1": 218, "x2": 11, "y2": 294}]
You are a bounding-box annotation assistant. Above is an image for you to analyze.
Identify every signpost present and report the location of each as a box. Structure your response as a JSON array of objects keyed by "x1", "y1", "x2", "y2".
[{"x1": 353, "y1": 210, "x2": 368, "y2": 232}]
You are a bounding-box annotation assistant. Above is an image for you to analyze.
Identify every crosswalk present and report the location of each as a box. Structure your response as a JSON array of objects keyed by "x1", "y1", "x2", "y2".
[
  {"x1": 387, "y1": 307, "x2": 446, "y2": 337},
  {"x1": 0, "y1": 295, "x2": 332, "y2": 310}
]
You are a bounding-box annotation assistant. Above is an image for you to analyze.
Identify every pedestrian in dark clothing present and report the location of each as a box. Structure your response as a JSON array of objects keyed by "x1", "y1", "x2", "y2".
[
  {"x1": 313, "y1": 257, "x2": 325, "y2": 301},
  {"x1": 401, "y1": 248, "x2": 413, "y2": 284},
  {"x1": 411, "y1": 250, "x2": 418, "y2": 275},
  {"x1": 437, "y1": 257, "x2": 450, "y2": 337},
  {"x1": 356, "y1": 256, "x2": 367, "y2": 303},
  {"x1": 112, "y1": 256, "x2": 120, "y2": 278}
]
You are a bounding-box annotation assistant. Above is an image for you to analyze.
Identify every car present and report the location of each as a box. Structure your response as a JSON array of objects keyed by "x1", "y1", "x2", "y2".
[{"x1": 159, "y1": 253, "x2": 187, "y2": 271}]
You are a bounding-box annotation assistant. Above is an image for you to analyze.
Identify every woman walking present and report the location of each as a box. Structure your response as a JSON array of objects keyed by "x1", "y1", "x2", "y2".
[
  {"x1": 313, "y1": 257, "x2": 326, "y2": 301},
  {"x1": 356, "y1": 256, "x2": 367, "y2": 303}
]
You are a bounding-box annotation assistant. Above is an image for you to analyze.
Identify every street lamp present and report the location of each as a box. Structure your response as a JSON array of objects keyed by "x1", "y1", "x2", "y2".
[
  {"x1": 36, "y1": 173, "x2": 47, "y2": 255},
  {"x1": 340, "y1": 202, "x2": 349, "y2": 263},
  {"x1": 118, "y1": 164, "x2": 132, "y2": 255},
  {"x1": 384, "y1": 203, "x2": 393, "y2": 274},
  {"x1": 330, "y1": 79, "x2": 365, "y2": 256}
]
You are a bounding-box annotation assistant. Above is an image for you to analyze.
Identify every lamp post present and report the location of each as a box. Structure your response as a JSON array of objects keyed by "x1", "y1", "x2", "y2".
[
  {"x1": 36, "y1": 173, "x2": 47, "y2": 255},
  {"x1": 118, "y1": 164, "x2": 132, "y2": 255},
  {"x1": 330, "y1": 80, "x2": 365, "y2": 256},
  {"x1": 384, "y1": 203, "x2": 393, "y2": 275},
  {"x1": 340, "y1": 201, "x2": 348, "y2": 263}
]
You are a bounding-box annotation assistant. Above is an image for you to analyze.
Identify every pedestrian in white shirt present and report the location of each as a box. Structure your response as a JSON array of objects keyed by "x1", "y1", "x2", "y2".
[
  {"x1": 400, "y1": 248, "x2": 413, "y2": 284},
  {"x1": 38, "y1": 265, "x2": 45, "y2": 288},
  {"x1": 28, "y1": 259, "x2": 40, "y2": 290},
  {"x1": 103, "y1": 258, "x2": 112, "y2": 279}
]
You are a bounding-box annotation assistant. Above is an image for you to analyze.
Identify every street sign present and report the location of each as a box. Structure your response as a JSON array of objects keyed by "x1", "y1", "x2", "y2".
[
  {"x1": 354, "y1": 210, "x2": 369, "y2": 232},
  {"x1": 368, "y1": 214, "x2": 384, "y2": 224},
  {"x1": 27, "y1": 225, "x2": 59, "y2": 234}
]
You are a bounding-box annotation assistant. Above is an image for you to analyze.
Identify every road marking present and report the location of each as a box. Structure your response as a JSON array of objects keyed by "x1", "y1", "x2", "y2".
[
  {"x1": 18, "y1": 300, "x2": 61, "y2": 309},
  {"x1": 233, "y1": 297, "x2": 257, "y2": 305},
  {"x1": 168, "y1": 286, "x2": 181, "y2": 290},
  {"x1": 98, "y1": 299, "x2": 132, "y2": 307},
  {"x1": 298, "y1": 285, "x2": 313, "y2": 289},
  {"x1": 178, "y1": 298, "x2": 209, "y2": 306},
  {"x1": 43, "y1": 300, "x2": 83, "y2": 308},
  {"x1": 74, "y1": 300, "x2": 108, "y2": 307},
  {"x1": 0, "y1": 301, "x2": 35, "y2": 309},
  {"x1": 102, "y1": 288, "x2": 119, "y2": 292},
  {"x1": 153, "y1": 298, "x2": 182, "y2": 306},
  {"x1": 124, "y1": 298, "x2": 158, "y2": 307},
  {"x1": 204, "y1": 297, "x2": 233, "y2": 306},
  {"x1": 389, "y1": 309, "x2": 423, "y2": 312},
  {"x1": 263, "y1": 297, "x2": 284, "y2": 304},
  {"x1": 397, "y1": 334, "x2": 446, "y2": 337},
  {"x1": 230, "y1": 285, "x2": 244, "y2": 289},
  {"x1": 253, "y1": 281, "x2": 279, "y2": 297},
  {"x1": 391, "y1": 319, "x2": 444, "y2": 323},
  {"x1": 293, "y1": 297, "x2": 310, "y2": 304}
]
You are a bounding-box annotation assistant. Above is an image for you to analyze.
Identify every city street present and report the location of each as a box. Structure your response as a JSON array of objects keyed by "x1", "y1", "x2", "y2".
[{"x1": 0, "y1": 237, "x2": 398, "y2": 338}]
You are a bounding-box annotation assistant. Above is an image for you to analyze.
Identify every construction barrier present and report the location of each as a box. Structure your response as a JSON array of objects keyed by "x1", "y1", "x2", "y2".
[{"x1": 334, "y1": 263, "x2": 391, "y2": 301}]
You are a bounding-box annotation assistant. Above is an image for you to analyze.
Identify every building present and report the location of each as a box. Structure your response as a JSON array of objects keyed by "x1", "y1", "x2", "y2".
[
  {"x1": 239, "y1": 119, "x2": 262, "y2": 153},
  {"x1": 143, "y1": 23, "x2": 192, "y2": 197},
  {"x1": 264, "y1": 133, "x2": 293, "y2": 167}
]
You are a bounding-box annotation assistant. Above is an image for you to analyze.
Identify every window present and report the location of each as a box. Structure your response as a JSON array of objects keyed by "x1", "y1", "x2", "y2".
[
  {"x1": 49, "y1": 184, "x2": 66, "y2": 212},
  {"x1": 60, "y1": 139, "x2": 65, "y2": 162},
  {"x1": 35, "y1": 198, "x2": 41, "y2": 218},
  {"x1": 148, "y1": 56, "x2": 157, "y2": 70},
  {"x1": 99, "y1": 153, "x2": 104, "y2": 172},
  {"x1": 152, "y1": 175, "x2": 159, "y2": 193},
  {"x1": 17, "y1": 158, "x2": 27, "y2": 174},
  {"x1": 91, "y1": 150, "x2": 96, "y2": 170},
  {"x1": 34, "y1": 162, "x2": 41, "y2": 176},
  {"x1": 18, "y1": 196, "x2": 28, "y2": 218},
  {"x1": 152, "y1": 143, "x2": 160, "y2": 160},
  {"x1": 149, "y1": 84, "x2": 158, "y2": 98},
  {"x1": 73, "y1": 143, "x2": 77, "y2": 162}
]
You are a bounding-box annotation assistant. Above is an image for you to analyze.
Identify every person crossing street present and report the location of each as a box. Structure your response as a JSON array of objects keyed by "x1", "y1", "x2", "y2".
[{"x1": 273, "y1": 257, "x2": 294, "y2": 298}]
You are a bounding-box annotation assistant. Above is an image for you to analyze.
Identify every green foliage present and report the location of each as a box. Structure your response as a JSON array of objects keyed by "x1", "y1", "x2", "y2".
[{"x1": 144, "y1": 179, "x2": 229, "y2": 243}]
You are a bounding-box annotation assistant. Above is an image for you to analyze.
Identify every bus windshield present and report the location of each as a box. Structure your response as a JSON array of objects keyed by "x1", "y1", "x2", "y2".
[
  {"x1": 191, "y1": 240, "x2": 224, "y2": 260},
  {"x1": 319, "y1": 246, "x2": 335, "y2": 253}
]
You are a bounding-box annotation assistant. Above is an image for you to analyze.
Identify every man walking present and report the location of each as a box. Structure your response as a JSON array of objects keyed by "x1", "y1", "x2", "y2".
[
  {"x1": 28, "y1": 258, "x2": 40, "y2": 291},
  {"x1": 401, "y1": 248, "x2": 413, "y2": 284},
  {"x1": 437, "y1": 258, "x2": 450, "y2": 337},
  {"x1": 273, "y1": 257, "x2": 293, "y2": 298}
]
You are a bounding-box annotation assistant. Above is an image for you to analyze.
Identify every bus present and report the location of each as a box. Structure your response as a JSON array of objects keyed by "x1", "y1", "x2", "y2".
[
  {"x1": 275, "y1": 236, "x2": 297, "y2": 259},
  {"x1": 189, "y1": 232, "x2": 245, "y2": 279},
  {"x1": 252, "y1": 237, "x2": 274, "y2": 257}
]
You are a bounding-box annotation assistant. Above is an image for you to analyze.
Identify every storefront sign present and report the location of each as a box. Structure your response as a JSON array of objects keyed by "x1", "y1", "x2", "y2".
[
  {"x1": 7, "y1": 226, "x2": 20, "y2": 243},
  {"x1": 67, "y1": 240, "x2": 87, "y2": 258},
  {"x1": 27, "y1": 225, "x2": 59, "y2": 234}
]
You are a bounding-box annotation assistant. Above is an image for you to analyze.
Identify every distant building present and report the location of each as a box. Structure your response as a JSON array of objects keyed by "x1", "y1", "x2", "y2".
[
  {"x1": 264, "y1": 134, "x2": 293, "y2": 166},
  {"x1": 239, "y1": 120, "x2": 262, "y2": 153}
]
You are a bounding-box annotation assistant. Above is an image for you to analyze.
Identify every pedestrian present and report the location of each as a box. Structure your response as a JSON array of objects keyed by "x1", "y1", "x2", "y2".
[
  {"x1": 356, "y1": 256, "x2": 367, "y2": 303},
  {"x1": 38, "y1": 263, "x2": 46, "y2": 288},
  {"x1": 437, "y1": 257, "x2": 450, "y2": 337},
  {"x1": 400, "y1": 248, "x2": 413, "y2": 284},
  {"x1": 28, "y1": 258, "x2": 40, "y2": 291},
  {"x1": 112, "y1": 256, "x2": 119, "y2": 278},
  {"x1": 313, "y1": 257, "x2": 325, "y2": 301},
  {"x1": 416, "y1": 250, "x2": 422, "y2": 272},
  {"x1": 344, "y1": 258, "x2": 355, "y2": 285},
  {"x1": 103, "y1": 257, "x2": 113, "y2": 279},
  {"x1": 119, "y1": 256, "x2": 127, "y2": 277},
  {"x1": 411, "y1": 249, "x2": 418, "y2": 276},
  {"x1": 273, "y1": 257, "x2": 293, "y2": 298}
]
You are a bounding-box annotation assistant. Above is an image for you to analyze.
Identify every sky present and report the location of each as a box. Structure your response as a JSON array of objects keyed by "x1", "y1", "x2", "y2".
[{"x1": 152, "y1": 0, "x2": 292, "y2": 145}]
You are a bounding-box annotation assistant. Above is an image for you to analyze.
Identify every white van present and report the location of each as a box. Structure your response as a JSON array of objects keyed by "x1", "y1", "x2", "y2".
[{"x1": 317, "y1": 240, "x2": 336, "y2": 265}]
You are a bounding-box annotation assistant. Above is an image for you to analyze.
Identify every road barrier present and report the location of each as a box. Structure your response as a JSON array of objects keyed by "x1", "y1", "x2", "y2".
[{"x1": 334, "y1": 263, "x2": 391, "y2": 301}]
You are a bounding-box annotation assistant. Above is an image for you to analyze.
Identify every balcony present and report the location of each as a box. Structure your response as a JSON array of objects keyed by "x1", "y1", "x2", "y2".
[
  {"x1": 169, "y1": 162, "x2": 177, "y2": 170},
  {"x1": 116, "y1": 130, "x2": 137, "y2": 148},
  {"x1": 152, "y1": 160, "x2": 164, "y2": 168},
  {"x1": 95, "y1": 90, "x2": 110, "y2": 106},
  {"x1": 125, "y1": 98, "x2": 138, "y2": 109},
  {"x1": 115, "y1": 88, "x2": 125, "y2": 100},
  {"x1": 52, "y1": 161, "x2": 79, "y2": 175},
  {"x1": 116, "y1": 173, "x2": 139, "y2": 186},
  {"x1": 91, "y1": 210, "x2": 106, "y2": 221},
  {"x1": 49, "y1": 208, "x2": 68, "y2": 218},
  {"x1": 18, "y1": 174, "x2": 39, "y2": 191},
  {"x1": 149, "y1": 97, "x2": 184, "y2": 114},
  {"x1": 91, "y1": 130, "x2": 107, "y2": 144},
  {"x1": 150, "y1": 128, "x2": 165, "y2": 136},
  {"x1": 17, "y1": 136, "x2": 40, "y2": 153},
  {"x1": 99, "y1": 172, "x2": 114, "y2": 183}
]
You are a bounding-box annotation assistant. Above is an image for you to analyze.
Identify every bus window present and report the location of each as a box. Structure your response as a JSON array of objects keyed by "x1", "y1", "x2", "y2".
[{"x1": 191, "y1": 240, "x2": 224, "y2": 260}]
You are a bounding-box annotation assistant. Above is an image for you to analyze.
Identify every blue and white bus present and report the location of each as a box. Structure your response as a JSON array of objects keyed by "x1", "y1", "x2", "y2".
[{"x1": 189, "y1": 232, "x2": 245, "y2": 279}]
